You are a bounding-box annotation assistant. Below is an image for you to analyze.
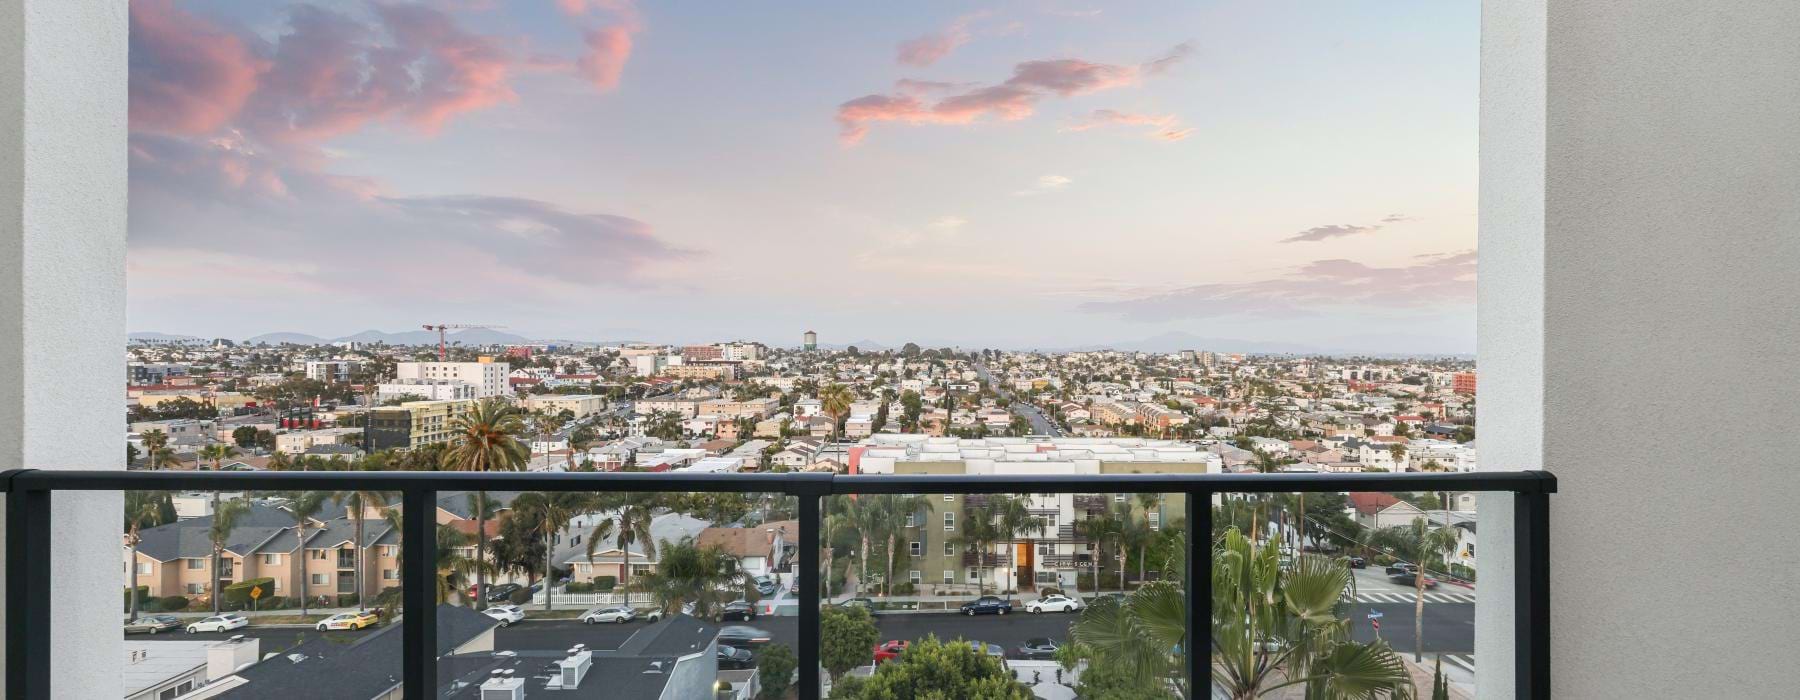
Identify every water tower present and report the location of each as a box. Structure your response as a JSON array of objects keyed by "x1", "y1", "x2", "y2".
[{"x1": 803, "y1": 330, "x2": 817, "y2": 350}]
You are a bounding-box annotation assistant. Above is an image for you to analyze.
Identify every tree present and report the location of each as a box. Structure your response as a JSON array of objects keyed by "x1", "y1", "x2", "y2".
[
  {"x1": 829, "y1": 635, "x2": 1032, "y2": 699},
  {"x1": 123, "y1": 491, "x2": 172, "y2": 622},
  {"x1": 207, "y1": 499, "x2": 250, "y2": 614},
  {"x1": 510, "y1": 492, "x2": 581, "y2": 611},
  {"x1": 757, "y1": 643, "x2": 796, "y2": 700},
  {"x1": 230, "y1": 426, "x2": 259, "y2": 449},
  {"x1": 197, "y1": 442, "x2": 238, "y2": 471},
  {"x1": 332, "y1": 489, "x2": 392, "y2": 610},
  {"x1": 819, "y1": 606, "x2": 879, "y2": 680},
  {"x1": 630, "y1": 538, "x2": 747, "y2": 619},
  {"x1": 878, "y1": 495, "x2": 930, "y2": 598},
  {"x1": 281, "y1": 491, "x2": 329, "y2": 617},
  {"x1": 1076, "y1": 505, "x2": 1126, "y2": 595},
  {"x1": 586, "y1": 493, "x2": 658, "y2": 602},
  {"x1": 443, "y1": 398, "x2": 529, "y2": 609},
  {"x1": 820, "y1": 383, "x2": 854, "y2": 443}
]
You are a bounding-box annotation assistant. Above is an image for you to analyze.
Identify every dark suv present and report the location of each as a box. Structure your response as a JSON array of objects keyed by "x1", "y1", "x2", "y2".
[
  {"x1": 960, "y1": 595, "x2": 1011, "y2": 616},
  {"x1": 719, "y1": 600, "x2": 757, "y2": 622}
]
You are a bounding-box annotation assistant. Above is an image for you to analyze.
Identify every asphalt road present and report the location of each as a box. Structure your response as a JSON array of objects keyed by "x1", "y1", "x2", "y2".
[{"x1": 974, "y1": 363, "x2": 1063, "y2": 437}]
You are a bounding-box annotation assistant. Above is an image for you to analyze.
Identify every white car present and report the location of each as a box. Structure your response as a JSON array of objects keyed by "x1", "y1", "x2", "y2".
[
  {"x1": 645, "y1": 602, "x2": 696, "y2": 622},
  {"x1": 483, "y1": 604, "x2": 525, "y2": 627},
  {"x1": 580, "y1": 606, "x2": 636, "y2": 624},
  {"x1": 1025, "y1": 594, "x2": 1083, "y2": 614},
  {"x1": 186, "y1": 613, "x2": 249, "y2": 634}
]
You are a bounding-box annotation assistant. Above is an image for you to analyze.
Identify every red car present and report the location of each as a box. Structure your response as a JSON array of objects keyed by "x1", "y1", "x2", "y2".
[{"x1": 872, "y1": 640, "x2": 910, "y2": 664}]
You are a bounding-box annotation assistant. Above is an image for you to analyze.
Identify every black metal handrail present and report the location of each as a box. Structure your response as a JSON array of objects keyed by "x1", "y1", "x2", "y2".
[{"x1": 1, "y1": 469, "x2": 1556, "y2": 699}]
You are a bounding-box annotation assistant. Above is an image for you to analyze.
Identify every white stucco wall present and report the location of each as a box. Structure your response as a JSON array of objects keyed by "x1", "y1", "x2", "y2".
[
  {"x1": 1, "y1": 0, "x2": 128, "y2": 696},
  {"x1": 1483, "y1": 0, "x2": 1800, "y2": 697}
]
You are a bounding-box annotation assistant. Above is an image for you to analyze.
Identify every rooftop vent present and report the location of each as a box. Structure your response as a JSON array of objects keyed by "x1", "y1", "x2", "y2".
[{"x1": 644, "y1": 660, "x2": 665, "y2": 675}]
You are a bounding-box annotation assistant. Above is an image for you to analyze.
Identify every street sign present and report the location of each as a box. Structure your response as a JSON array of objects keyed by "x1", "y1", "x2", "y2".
[
  {"x1": 1372, "y1": 620, "x2": 1381, "y2": 631},
  {"x1": 249, "y1": 586, "x2": 263, "y2": 600},
  {"x1": 1367, "y1": 609, "x2": 1383, "y2": 620}
]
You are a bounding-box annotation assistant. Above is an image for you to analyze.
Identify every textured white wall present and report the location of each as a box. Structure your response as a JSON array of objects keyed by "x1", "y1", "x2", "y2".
[
  {"x1": 1, "y1": 0, "x2": 128, "y2": 697},
  {"x1": 1484, "y1": 0, "x2": 1800, "y2": 697}
]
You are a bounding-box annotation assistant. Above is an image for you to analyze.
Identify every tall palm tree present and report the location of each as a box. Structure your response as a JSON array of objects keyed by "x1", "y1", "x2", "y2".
[
  {"x1": 280, "y1": 491, "x2": 329, "y2": 618},
  {"x1": 880, "y1": 494, "x2": 931, "y2": 598},
  {"x1": 1076, "y1": 503, "x2": 1126, "y2": 596},
  {"x1": 819, "y1": 383, "x2": 854, "y2": 444},
  {"x1": 630, "y1": 538, "x2": 747, "y2": 620},
  {"x1": 989, "y1": 496, "x2": 1043, "y2": 593},
  {"x1": 208, "y1": 499, "x2": 250, "y2": 614},
  {"x1": 140, "y1": 429, "x2": 169, "y2": 455},
  {"x1": 124, "y1": 491, "x2": 170, "y2": 622},
  {"x1": 461, "y1": 493, "x2": 501, "y2": 607},
  {"x1": 377, "y1": 509, "x2": 477, "y2": 606},
  {"x1": 197, "y1": 443, "x2": 238, "y2": 471},
  {"x1": 585, "y1": 493, "x2": 658, "y2": 604},
  {"x1": 443, "y1": 398, "x2": 529, "y2": 609},
  {"x1": 332, "y1": 490, "x2": 392, "y2": 611},
  {"x1": 832, "y1": 495, "x2": 886, "y2": 597},
  {"x1": 1411, "y1": 517, "x2": 1461, "y2": 662},
  {"x1": 511, "y1": 492, "x2": 580, "y2": 611},
  {"x1": 266, "y1": 450, "x2": 293, "y2": 471}
]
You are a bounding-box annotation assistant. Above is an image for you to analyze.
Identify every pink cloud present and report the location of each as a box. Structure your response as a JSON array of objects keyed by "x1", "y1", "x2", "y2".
[
  {"x1": 128, "y1": 0, "x2": 266, "y2": 136},
  {"x1": 896, "y1": 12, "x2": 988, "y2": 67},
  {"x1": 577, "y1": 25, "x2": 636, "y2": 91},
  {"x1": 839, "y1": 44, "x2": 1191, "y2": 144},
  {"x1": 1065, "y1": 109, "x2": 1192, "y2": 142}
]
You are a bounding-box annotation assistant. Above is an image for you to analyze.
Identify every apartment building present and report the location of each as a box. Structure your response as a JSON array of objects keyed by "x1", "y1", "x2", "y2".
[
  {"x1": 367, "y1": 399, "x2": 476, "y2": 450},
  {"x1": 394, "y1": 360, "x2": 508, "y2": 398},
  {"x1": 303, "y1": 360, "x2": 359, "y2": 383},
  {"x1": 127, "y1": 501, "x2": 401, "y2": 606},
  {"x1": 522, "y1": 393, "x2": 608, "y2": 419},
  {"x1": 855, "y1": 435, "x2": 1221, "y2": 592},
  {"x1": 376, "y1": 378, "x2": 477, "y2": 403},
  {"x1": 274, "y1": 427, "x2": 362, "y2": 455},
  {"x1": 697, "y1": 397, "x2": 779, "y2": 420},
  {"x1": 666, "y1": 363, "x2": 738, "y2": 381}
]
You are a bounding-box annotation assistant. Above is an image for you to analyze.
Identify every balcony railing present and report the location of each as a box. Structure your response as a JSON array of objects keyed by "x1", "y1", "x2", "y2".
[{"x1": 0, "y1": 468, "x2": 1556, "y2": 700}]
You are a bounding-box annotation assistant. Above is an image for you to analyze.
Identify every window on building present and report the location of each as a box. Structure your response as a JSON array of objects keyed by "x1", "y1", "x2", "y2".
[
  {"x1": 944, "y1": 542, "x2": 955, "y2": 556},
  {"x1": 380, "y1": 545, "x2": 398, "y2": 558},
  {"x1": 261, "y1": 553, "x2": 280, "y2": 565},
  {"x1": 909, "y1": 570, "x2": 921, "y2": 584},
  {"x1": 271, "y1": 579, "x2": 282, "y2": 592},
  {"x1": 383, "y1": 569, "x2": 398, "y2": 581},
  {"x1": 136, "y1": 562, "x2": 151, "y2": 575},
  {"x1": 943, "y1": 495, "x2": 953, "y2": 502},
  {"x1": 186, "y1": 559, "x2": 204, "y2": 570},
  {"x1": 310, "y1": 574, "x2": 328, "y2": 585},
  {"x1": 1036, "y1": 572, "x2": 1058, "y2": 584},
  {"x1": 904, "y1": 513, "x2": 916, "y2": 528},
  {"x1": 943, "y1": 512, "x2": 955, "y2": 531},
  {"x1": 942, "y1": 570, "x2": 954, "y2": 584},
  {"x1": 909, "y1": 541, "x2": 921, "y2": 556},
  {"x1": 1114, "y1": 494, "x2": 1126, "y2": 503},
  {"x1": 311, "y1": 550, "x2": 326, "y2": 560},
  {"x1": 185, "y1": 583, "x2": 203, "y2": 594},
  {"x1": 1148, "y1": 512, "x2": 1160, "y2": 530}
]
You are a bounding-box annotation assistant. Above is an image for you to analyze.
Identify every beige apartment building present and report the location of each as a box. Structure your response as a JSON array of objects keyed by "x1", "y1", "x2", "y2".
[
  {"x1": 522, "y1": 393, "x2": 608, "y2": 419},
  {"x1": 368, "y1": 399, "x2": 476, "y2": 451},
  {"x1": 128, "y1": 501, "x2": 402, "y2": 606}
]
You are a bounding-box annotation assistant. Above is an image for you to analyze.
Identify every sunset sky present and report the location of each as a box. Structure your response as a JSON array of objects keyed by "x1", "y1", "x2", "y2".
[{"x1": 127, "y1": 0, "x2": 1477, "y2": 353}]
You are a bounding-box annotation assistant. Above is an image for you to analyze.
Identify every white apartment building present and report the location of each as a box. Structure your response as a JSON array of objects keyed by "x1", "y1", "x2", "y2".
[
  {"x1": 376, "y1": 378, "x2": 477, "y2": 403},
  {"x1": 522, "y1": 394, "x2": 608, "y2": 419},
  {"x1": 395, "y1": 361, "x2": 508, "y2": 398},
  {"x1": 303, "y1": 360, "x2": 358, "y2": 383}
]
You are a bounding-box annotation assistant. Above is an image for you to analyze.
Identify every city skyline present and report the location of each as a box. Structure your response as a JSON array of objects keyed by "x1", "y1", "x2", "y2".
[{"x1": 127, "y1": 0, "x2": 1477, "y2": 353}]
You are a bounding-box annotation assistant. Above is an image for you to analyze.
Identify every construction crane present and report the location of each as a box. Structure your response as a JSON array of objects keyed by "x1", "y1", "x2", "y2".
[{"x1": 421, "y1": 323, "x2": 504, "y2": 360}]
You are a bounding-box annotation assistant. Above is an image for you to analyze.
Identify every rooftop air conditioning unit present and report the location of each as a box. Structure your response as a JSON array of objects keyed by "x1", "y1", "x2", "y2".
[
  {"x1": 558, "y1": 650, "x2": 593, "y2": 688},
  {"x1": 480, "y1": 674, "x2": 524, "y2": 700}
]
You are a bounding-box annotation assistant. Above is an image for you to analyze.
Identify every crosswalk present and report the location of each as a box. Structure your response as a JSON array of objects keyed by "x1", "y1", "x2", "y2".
[
  {"x1": 1441, "y1": 654, "x2": 1477, "y2": 673},
  {"x1": 1353, "y1": 591, "x2": 1477, "y2": 604}
]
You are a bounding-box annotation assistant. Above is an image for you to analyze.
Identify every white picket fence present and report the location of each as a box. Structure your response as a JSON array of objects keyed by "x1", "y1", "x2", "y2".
[{"x1": 530, "y1": 590, "x2": 655, "y2": 608}]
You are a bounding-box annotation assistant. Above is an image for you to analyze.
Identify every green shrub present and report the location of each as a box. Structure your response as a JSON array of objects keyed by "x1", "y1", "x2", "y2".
[
  {"x1": 337, "y1": 593, "x2": 359, "y2": 607},
  {"x1": 593, "y1": 576, "x2": 617, "y2": 592},
  {"x1": 890, "y1": 583, "x2": 916, "y2": 596},
  {"x1": 223, "y1": 577, "x2": 276, "y2": 607},
  {"x1": 507, "y1": 588, "x2": 533, "y2": 605},
  {"x1": 566, "y1": 582, "x2": 594, "y2": 593},
  {"x1": 124, "y1": 586, "x2": 151, "y2": 612},
  {"x1": 155, "y1": 596, "x2": 190, "y2": 612}
]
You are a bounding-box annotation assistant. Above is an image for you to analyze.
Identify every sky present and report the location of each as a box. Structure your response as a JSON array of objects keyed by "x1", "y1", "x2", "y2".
[{"x1": 126, "y1": 0, "x2": 1477, "y2": 354}]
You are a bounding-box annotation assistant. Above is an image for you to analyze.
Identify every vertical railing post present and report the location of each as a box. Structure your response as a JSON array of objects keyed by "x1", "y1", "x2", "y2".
[
  {"x1": 1186, "y1": 490, "x2": 1212, "y2": 699},
  {"x1": 797, "y1": 489, "x2": 823, "y2": 700},
  {"x1": 402, "y1": 487, "x2": 438, "y2": 698},
  {"x1": 6, "y1": 483, "x2": 50, "y2": 699},
  {"x1": 1515, "y1": 489, "x2": 1551, "y2": 698}
]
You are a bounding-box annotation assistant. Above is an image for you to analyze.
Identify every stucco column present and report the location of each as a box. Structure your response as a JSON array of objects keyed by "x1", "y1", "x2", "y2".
[
  {"x1": 1, "y1": 0, "x2": 128, "y2": 696},
  {"x1": 1481, "y1": 1, "x2": 1800, "y2": 697}
]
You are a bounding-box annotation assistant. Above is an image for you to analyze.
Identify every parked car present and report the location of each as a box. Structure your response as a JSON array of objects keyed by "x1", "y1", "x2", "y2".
[
  {"x1": 124, "y1": 615, "x2": 182, "y2": 635},
  {"x1": 839, "y1": 597, "x2": 877, "y2": 615},
  {"x1": 483, "y1": 604, "x2": 525, "y2": 627},
  {"x1": 1384, "y1": 562, "x2": 1418, "y2": 576},
  {"x1": 1024, "y1": 594, "x2": 1081, "y2": 614},
  {"x1": 1090, "y1": 592, "x2": 1129, "y2": 607},
  {"x1": 485, "y1": 583, "x2": 523, "y2": 602},
  {"x1": 1389, "y1": 572, "x2": 1440, "y2": 589},
  {"x1": 719, "y1": 600, "x2": 757, "y2": 622},
  {"x1": 966, "y1": 641, "x2": 1006, "y2": 658},
  {"x1": 1347, "y1": 556, "x2": 1368, "y2": 569},
  {"x1": 580, "y1": 606, "x2": 636, "y2": 624},
  {"x1": 716, "y1": 645, "x2": 755, "y2": 670},
  {"x1": 754, "y1": 576, "x2": 779, "y2": 596},
  {"x1": 646, "y1": 602, "x2": 697, "y2": 622},
  {"x1": 1016, "y1": 637, "x2": 1059, "y2": 660},
  {"x1": 717, "y1": 625, "x2": 772, "y2": 646},
  {"x1": 315, "y1": 610, "x2": 379, "y2": 631},
  {"x1": 871, "y1": 640, "x2": 910, "y2": 664},
  {"x1": 187, "y1": 613, "x2": 249, "y2": 634},
  {"x1": 960, "y1": 595, "x2": 1011, "y2": 616}
]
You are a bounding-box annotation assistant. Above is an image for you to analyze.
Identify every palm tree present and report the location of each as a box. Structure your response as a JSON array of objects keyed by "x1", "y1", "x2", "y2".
[
  {"x1": 280, "y1": 491, "x2": 329, "y2": 618},
  {"x1": 819, "y1": 383, "x2": 854, "y2": 444},
  {"x1": 879, "y1": 494, "x2": 931, "y2": 598},
  {"x1": 1076, "y1": 503, "x2": 1127, "y2": 596},
  {"x1": 630, "y1": 538, "x2": 747, "y2": 620},
  {"x1": 1411, "y1": 517, "x2": 1461, "y2": 662},
  {"x1": 832, "y1": 495, "x2": 886, "y2": 597},
  {"x1": 208, "y1": 499, "x2": 250, "y2": 614},
  {"x1": 332, "y1": 490, "x2": 392, "y2": 611},
  {"x1": 124, "y1": 491, "x2": 170, "y2": 622},
  {"x1": 988, "y1": 496, "x2": 1042, "y2": 593},
  {"x1": 953, "y1": 503, "x2": 1003, "y2": 596},
  {"x1": 266, "y1": 450, "x2": 292, "y2": 471},
  {"x1": 197, "y1": 442, "x2": 238, "y2": 471},
  {"x1": 443, "y1": 398, "x2": 529, "y2": 609},
  {"x1": 140, "y1": 429, "x2": 169, "y2": 455},
  {"x1": 511, "y1": 492, "x2": 580, "y2": 611},
  {"x1": 379, "y1": 509, "x2": 477, "y2": 606},
  {"x1": 585, "y1": 493, "x2": 658, "y2": 604}
]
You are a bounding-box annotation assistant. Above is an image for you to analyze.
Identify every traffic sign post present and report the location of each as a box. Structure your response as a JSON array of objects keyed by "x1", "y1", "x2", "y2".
[{"x1": 250, "y1": 585, "x2": 263, "y2": 612}]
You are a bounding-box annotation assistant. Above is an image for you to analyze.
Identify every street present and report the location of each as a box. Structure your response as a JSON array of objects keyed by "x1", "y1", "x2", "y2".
[{"x1": 974, "y1": 363, "x2": 1063, "y2": 437}]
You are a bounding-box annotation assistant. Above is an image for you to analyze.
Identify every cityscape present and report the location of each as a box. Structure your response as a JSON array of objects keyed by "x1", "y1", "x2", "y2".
[{"x1": 121, "y1": 332, "x2": 1480, "y2": 699}]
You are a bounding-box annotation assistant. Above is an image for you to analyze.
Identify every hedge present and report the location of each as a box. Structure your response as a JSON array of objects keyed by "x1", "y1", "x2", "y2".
[
  {"x1": 124, "y1": 586, "x2": 151, "y2": 612},
  {"x1": 593, "y1": 576, "x2": 617, "y2": 592},
  {"x1": 154, "y1": 596, "x2": 190, "y2": 612},
  {"x1": 223, "y1": 577, "x2": 276, "y2": 607}
]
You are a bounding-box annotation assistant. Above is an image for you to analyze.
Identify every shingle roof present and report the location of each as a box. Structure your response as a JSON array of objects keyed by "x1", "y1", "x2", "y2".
[
  {"x1": 435, "y1": 491, "x2": 523, "y2": 519},
  {"x1": 216, "y1": 605, "x2": 499, "y2": 699}
]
